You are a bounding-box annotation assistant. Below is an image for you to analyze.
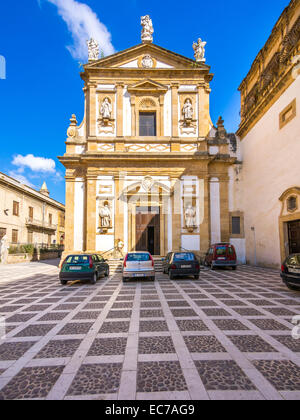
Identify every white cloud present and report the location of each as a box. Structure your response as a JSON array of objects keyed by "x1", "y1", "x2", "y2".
[
  {"x1": 12, "y1": 154, "x2": 56, "y2": 173},
  {"x1": 8, "y1": 172, "x2": 36, "y2": 189},
  {"x1": 44, "y1": 0, "x2": 115, "y2": 60}
]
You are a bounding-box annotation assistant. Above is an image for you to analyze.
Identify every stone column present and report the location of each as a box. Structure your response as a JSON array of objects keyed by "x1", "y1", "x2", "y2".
[
  {"x1": 199, "y1": 176, "x2": 210, "y2": 254},
  {"x1": 197, "y1": 82, "x2": 211, "y2": 138},
  {"x1": 87, "y1": 83, "x2": 97, "y2": 138},
  {"x1": 159, "y1": 95, "x2": 164, "y2": 137},
  {"x1": 85, "y1": 174, "x2": 97, "y2": 252},
  {"x1": 171, "y1": 83, "x2": 179, "y2": 138},
  {"x1": 219, "y1": 176, "x2": 230, "y2": 243},
  {"x1": 130, "y1": 95, "x2": 136, "y2": 137},
  {"x1": 209, "y1": 177, "x2": 221, "y2": 244},
  {"x1": 114, "y1": 175, "x2": 124, "y2": 249},
  {"x1": 171, "y1": 177, "x2": 181, "y2": 250},
  {"x1": 64, "y1": 170, "x2": 75, "y2": 252},
  {"x1": 116, "y1": 83, "x2": 124, "y2": 137}
]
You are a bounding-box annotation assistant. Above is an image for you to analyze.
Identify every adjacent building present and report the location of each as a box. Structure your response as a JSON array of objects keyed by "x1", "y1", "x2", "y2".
[
  {"x1": 0, "y1": 172, "x2": 65, "y2": 248},
  {"x1": 237, "y1": 0, "x2": 300, "y2": 267}
]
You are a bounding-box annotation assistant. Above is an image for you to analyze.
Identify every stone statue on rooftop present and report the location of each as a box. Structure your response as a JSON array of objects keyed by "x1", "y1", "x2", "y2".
[
  {"x1": 87, "y1": 38, "x2": 99, "y2": 61},
  {"x1": 141, "y1": 15, "x2": 154, "y2": 43},
  {"x1": 193, "y1": 38, "x2": 206, "y2": 63}
]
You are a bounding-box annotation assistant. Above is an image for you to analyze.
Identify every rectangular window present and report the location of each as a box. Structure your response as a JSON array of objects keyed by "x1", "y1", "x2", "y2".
[
  {"x1": 12, "y1": 229, "x2": 18, "y2": 244},
  {"x1": 28, "y1": 231, "x2": 33, "y2": 244},
  {"x1": 232, "y1": 217, "x2": 241, "y2": 235},
  {"x1": 29, "y1": 206, "x2": 34, "y2": 220},
  {"x1": 49, "y1": 214, "x2": 52, "y2": 226},
  {"x1": 279, "y1": 98, "x2": 296, "y2": 129},
  {"x1": 13, "y1": 201, "x2": 19, "y2": 216},
  {"x1": 48, "y1": 234, "x2": 51, "y2": 246},
  {"x1": 0, "y1": 228, "x2": 6, "y2": 240},
  {"x1": 139, "y1": 112, "x2": 156, "y2": 136}
]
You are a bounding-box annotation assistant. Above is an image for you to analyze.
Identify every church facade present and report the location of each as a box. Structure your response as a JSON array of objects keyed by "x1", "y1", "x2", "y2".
[{"x1": 59, "y1": 17, "x2": 245, "y2": 262}]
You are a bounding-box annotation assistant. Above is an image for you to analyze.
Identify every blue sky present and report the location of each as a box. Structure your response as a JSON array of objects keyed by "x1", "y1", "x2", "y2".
[{"x1": 0, "y1": 0, "x2": 290, "y2": 204}]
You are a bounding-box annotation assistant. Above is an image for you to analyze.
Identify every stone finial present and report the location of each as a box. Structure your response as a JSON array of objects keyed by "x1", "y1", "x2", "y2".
[
  {"x1": 40, "y1": 181, "x2": 50, "y2": 197},
  {"x1": 67, "y1": 114, "x2": 78, "y2": 139},
  {"x1": 216, "y1": 116, "x2": 226, "y2": 139},
  {"x1": 141, "y1": 15, "x2": 154, "y2": 43}
]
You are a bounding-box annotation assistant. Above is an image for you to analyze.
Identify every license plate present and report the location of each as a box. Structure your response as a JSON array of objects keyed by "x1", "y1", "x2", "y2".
[
  {"x1": 181, "y1": 265, "x2": 191, "y2": 268},
  {"x1": 218, "y1": 257, "x2": 226, "y2": 260},
  {"x1": 69, "y1": 266, "x2": 82, "y2": 271},
  {"x1": 288, "y1": 268, "x2": 300, "y2": 274},
  {"x1": 133, "y1": 273, "x2": 145, "y2": 277}
]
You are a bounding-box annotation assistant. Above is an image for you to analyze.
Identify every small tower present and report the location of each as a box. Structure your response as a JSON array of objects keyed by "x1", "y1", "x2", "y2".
[{"x1": 40, "y1": 181, "x2": 50, "y2": 197}]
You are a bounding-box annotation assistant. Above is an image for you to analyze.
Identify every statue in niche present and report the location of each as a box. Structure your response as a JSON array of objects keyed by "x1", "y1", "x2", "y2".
[
  {"x1": 141, "y1": 15, "x2": 154, "y2": 43},
  {"x1": 100, "y1": 97, "x2": 112, "y2": 120},
  {"x1": 99, "y1": 203, "x2": 111, "y2": 228},
  {"x1": 87, "y1": 38, "x2": 99, "y2": 61},
  {"x1": 182, "y1": 99, "x2": 193, "y2": 121},
  {"x1": 184, "y1": 205, "x2": 196, "y2": 231},
  {"x1": 0, "y1": 235, "x2": 9, "y2": 264},
  {"x1": 193, "y1": 38, "x2": 206, "y2": 63}
]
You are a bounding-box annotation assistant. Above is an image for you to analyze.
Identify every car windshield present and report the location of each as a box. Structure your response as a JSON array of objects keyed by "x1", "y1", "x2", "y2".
[
  {"x1": 215, "y1": 246, "x2": 227, "y2": 256},
  {"x1": 66, "y1": 255, "x2": 90, "y2": 264},
  {"x1": 173, "y1": 253, "x2": 195, "y2": 261},
  {"x1": 287, "y1": 255, "x2": 300, "y2": 265},
  {"x1": 127, "y1": 253, "x2": 150, "y2": 261}
]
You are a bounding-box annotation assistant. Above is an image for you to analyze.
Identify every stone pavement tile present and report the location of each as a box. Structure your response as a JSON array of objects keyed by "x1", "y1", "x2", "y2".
[
  {"x1": 22, "y1": 305, "x2": 51, "y2": 312},
  {"x1": 138, "y1": 336, "x2": 176, "y2": 354},
  {"x1": 167, "y1": 300, "x2": 190, "y2": 307},
  {"x1": 140, "y1": 309, "x2": 164, "y2": 318},
  {"x1": 66, "y1": 363, "x2": 122, "y2": 395},
  {"x1": 275, "y1": 299, "x2": 300, "y2": 306},
  {"x1": 235, "y1": 294, "x2": 258, "y2": 299},
  {"x1": 54, "y1": 304, "x2": 79, "y2": 311},
  {"x1": 106, "y1": 310, "x2": 132, "y2": 319},
  {"x1": 140, "y1": 301, "x2": 162, "y2": 308},
  {"x1": 39, "y1": 298, "x2": 62, "y2": 304},
  {"x1": 38, "y1": 312, "x2": 69, "y2": 321},
  {"x1": 210, "y1": 293, "x2": 235, "y2": 299},
  {"x1": 15, "y1": 324, "x2": 56, "y2": 337},
  {"x1": 194, "y1": 300, "x2": 219, "y2": 307},
  {"x1": 72, "y1": 311, "x2": 100, "y2": 320},
  {"x1": 139, "y1": 320, "x2": 169, "y2": 332},
  {"x1": 5, "y1": 313, "x2": 36, "y2": 323},
  {"x1": 233, "y1": 308, "x2": 264, "y2": 316},
  {"x1": 83, "y1": 303, "x2": 106, "y2": 310},
  {"x1": 0, "y1": 341, "x2": 36, "y2": 361},
  {"x1": 253, "y1": 360, "x2": 300, "y2": 391},
  {"x1": 99, "y1": 321, "x2": 130, "y2": 334},
  {"x1": 35, "y1": 339, "x2": 82, "y2": 359},
  {"x1": 212, "y1": 319, "x2": 249, "y2": 331},
  {"x1": 111, "y1": 302, "x2": 133, "y2": 309},
  {"x1": 89, "y1": 296, "x2": 109, "y2": 302},
  {"x1": 170, "y1": 309, "x2": 198, "y2": 317},
  {"x1": 115, "y1": 295, "x2": 135, "y2": 302},
  {"x1": 265, "y1": 307, "x2": 297, "y2": 316},
  {"x1": 248, "y1": 319, "x2": 290, "y2": 331},
  {"x1": 0, "y1": 306, "x2": 23, "y2": 313},
  {"x1": 271, "y1": 335, "x2": 300, "y2": 352},
  {"x1": 164, "y1": 294, "x2": 184, "y2": 300},
  {"x1": 64, "y1": 297, "x2": 85, "y2": 303},
  {"x1": 184, "y1": 335, "x2": 226, "y2": 353},
  {"x1": 201, "y1": 308, "x2": 232, "y2": 317},
  {"x1": 0, "y1": 366, "x2": 64, "y2": 400},
  {"x1": 187, "y1": 294, "x2": 209, "y2": 299},
  {"x1": 176, "y1": 320, "x2": 209, "y2": 331},
  {"x1": 57, "y1": 323, "x2": 94, "y2": 336},
  {"x1": 14, "y1": 299, "x2": 36, "y2": 304},
  {"x1": 194, "y1": 360, "x2": 256, "y2": 391},
  {"x1": 220, "y1": 299, "x2": 248, "y2": 307},
  {"x1": 247, "y1": 300, "x2": 274, "y2": 307},
  {"x1": 87, "y1": 338, "x2": 127, "y2": 356},
  {"x1": 228, "y1": 335, "x2": 278, "y2": 353},
  {"x1": 137, "y1": 361, "x2": 188, "y2": 392}
]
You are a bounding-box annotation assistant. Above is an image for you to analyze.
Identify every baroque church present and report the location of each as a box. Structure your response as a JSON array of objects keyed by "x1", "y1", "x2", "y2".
[{"x1": 59, "y1": 15, "x2": 244, "y2": 263}]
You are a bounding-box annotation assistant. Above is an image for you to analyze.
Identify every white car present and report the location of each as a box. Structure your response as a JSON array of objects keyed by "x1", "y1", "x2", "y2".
[{"x1": 122, "y1": 251, "x2": 155, "y2": 282}]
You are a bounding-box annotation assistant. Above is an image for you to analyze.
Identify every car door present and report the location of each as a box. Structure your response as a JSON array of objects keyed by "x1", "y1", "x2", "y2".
[
  {"x1": 163, "y1": 253, "x2": 171, "y2": 272},
  {"x1": 97, "y1": 255, "x2": 106, "y2": 274}
]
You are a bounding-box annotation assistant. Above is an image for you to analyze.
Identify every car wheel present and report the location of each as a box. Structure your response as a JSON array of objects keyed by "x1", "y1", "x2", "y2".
[
  {"x1": 91, "y1": 273, "x2": 97, "y2": 284},
  {"x1": 122, "y1": 277, "x2": 128, "y2": 283},
  {"x1": 286, "y1": 283, "x2": 300, "y2": 291},
  {"x1": 151, "y1": 276, "x2": 155, "y2": 281},
  {"x1": 105, "y1": 268, "x2": 109, "y2": 277},
  {"x1": 194, "y1": 275, "x2": 199, "y2": 280},
  {"x1": 169, "y1": 271, "x2": 174, "y2": 280},
  {"x1": 211, "y1": 264, "x2": 215, "y2": 270},
  {"x1": 232, "y1": 266, "x2": 237, "y2": 271},
  {"x1": 60, "y1": 279, "x2": 67, "y2": 285}
]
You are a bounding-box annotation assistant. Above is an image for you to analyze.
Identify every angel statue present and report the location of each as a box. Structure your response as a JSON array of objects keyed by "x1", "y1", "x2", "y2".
[
  {"x1": 141, "y1": 15, "x2": 154, "y2": 43},
  {"x1": 87, "y1": 38, "x2": 99, "y2": 61},
  {"x1": 193, "y1": 38, "x2": 207, "y2": 63}
]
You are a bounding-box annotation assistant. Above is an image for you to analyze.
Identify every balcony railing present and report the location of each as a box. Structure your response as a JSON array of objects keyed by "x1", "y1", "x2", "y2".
[{"x1": 25, "y1": 218, "x2": 57, "y2": 231}]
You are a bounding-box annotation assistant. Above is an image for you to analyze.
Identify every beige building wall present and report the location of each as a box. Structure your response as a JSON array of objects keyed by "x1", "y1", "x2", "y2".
[{"x1": 239, "y1": 76, "x2": 300, "y2": 268}]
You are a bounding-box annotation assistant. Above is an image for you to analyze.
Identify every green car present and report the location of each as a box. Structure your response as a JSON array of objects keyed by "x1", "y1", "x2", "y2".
[{"x1": 59, "y1": 254, "x2": 110, "y2": 285}]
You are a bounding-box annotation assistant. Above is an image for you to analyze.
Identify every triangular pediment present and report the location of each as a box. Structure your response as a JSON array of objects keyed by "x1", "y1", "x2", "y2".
[
  {"x1": 128, "y1": 79, "x2": 168, "y2": 93},
  {"x1": 84, "y1": 43, "x2": 210, "y2": 72}
]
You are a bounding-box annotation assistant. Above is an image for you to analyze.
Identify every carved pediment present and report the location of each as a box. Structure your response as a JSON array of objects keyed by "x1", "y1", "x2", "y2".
[{"x1": 127, "y1": 79, "x2": 168, "y2": 94}]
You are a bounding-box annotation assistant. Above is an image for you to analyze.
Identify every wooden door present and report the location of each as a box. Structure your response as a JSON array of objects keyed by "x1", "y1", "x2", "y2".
[{"x1": 136, "y1": 207, "x2": 160, "y2": 255}]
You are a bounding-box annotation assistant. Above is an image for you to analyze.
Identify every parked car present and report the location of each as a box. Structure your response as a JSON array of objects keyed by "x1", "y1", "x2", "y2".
[
  {"x1": 122, "y1": 251, "x2": 155, "y2": 282},
  {"x1": 204, "y1": 243, "x2": 237, "y2": 270},
  {"x1": 162, "y1": 252, "x2": 200, "y2": 279},
  {"x1": 280, "y1": 254, "x2": 300, "y2": 290},
  {"x1": 59, "y1": 254, "x2": 109, "y2": 285}
]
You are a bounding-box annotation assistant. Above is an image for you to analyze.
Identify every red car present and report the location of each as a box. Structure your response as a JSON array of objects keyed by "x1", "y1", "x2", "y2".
[{"x1": 204, "y1": 243, "x2": 237, "y2": 270}]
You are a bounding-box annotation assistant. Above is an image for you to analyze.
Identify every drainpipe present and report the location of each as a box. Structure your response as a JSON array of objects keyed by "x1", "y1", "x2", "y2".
[{"x1": 251, "y1": 226, "x2": 257, "y2": 266}]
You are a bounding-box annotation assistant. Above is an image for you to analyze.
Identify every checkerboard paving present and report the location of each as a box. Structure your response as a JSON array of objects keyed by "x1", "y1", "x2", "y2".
[{"x1": 0, "y1": 260, "x2": 299, "y2": 400}]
